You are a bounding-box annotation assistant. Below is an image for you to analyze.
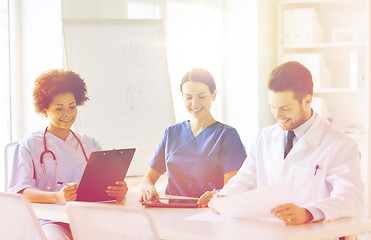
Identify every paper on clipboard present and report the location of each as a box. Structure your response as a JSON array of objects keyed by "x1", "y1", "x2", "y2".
[{"x1": 211, "y1": 182, "x2": 287, "y2": 219}]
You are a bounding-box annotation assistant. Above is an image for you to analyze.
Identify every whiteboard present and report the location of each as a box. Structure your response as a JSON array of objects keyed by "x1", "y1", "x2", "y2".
[{"x1": 62, "y1": 19, "x2": 175, "y2": 175}]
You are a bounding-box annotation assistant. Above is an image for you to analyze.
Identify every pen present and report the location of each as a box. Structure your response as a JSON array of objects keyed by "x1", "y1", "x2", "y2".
[
  {"x1": 208, "y1": 182, "x2": 221, "y2": 197},
  {"x1": 57, "y1": 181, "x2": 68, "y2": 186},
  {"x1": 314, "y1": 165, "x2": 319, "y2": 176}
]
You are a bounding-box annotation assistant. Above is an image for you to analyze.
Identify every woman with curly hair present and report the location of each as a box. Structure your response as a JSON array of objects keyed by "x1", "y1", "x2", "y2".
[{"x1": 9, "y1": 69, "x2": 128, "y2": 239}]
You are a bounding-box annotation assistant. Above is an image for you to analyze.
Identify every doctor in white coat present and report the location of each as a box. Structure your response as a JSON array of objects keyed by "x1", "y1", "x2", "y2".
[{"x1": 214, "y1": 61, "x2": 364, "y2": 225}]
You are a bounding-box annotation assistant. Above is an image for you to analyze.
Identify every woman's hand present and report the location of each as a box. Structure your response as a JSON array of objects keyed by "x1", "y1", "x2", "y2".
[
  {"x1": 197, "y1": 191, "x2": 214, "y2": 208},
  {"x1": 106, "y1": 180, "x2": 128, "y2": 201},
  {"x1": 139, "y1": 185, "x2": 159, "y2": 203},
  {"x1": 139, "y1": 167, "x2": 161, "y2": 203},
  {"x1": 271, "y1": 203, "x2": 313, "y2": 225},
  {"x1": 57, "y1": 183, "x2": 78, "y2": 203}
]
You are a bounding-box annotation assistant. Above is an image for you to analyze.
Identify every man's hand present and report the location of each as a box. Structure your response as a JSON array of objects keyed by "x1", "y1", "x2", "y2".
[{"x1": 271, "y1": 203, "x2": 313, "y2": 225}]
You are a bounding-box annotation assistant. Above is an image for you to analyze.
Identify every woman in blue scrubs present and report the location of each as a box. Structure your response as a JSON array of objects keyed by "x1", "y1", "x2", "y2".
[{"x1": 139, "y1": 68, "x2": 246, "y2": 207}]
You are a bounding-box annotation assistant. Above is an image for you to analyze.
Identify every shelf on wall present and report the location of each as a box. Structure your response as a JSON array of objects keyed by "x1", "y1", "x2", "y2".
[
  {"x1": 314, "y1": 88, "x2": 367, "y2": 94},
  {"x1": 281, "y1": 42, "x2": 368, "y2": 50},
  {"x1": 279, "y1": 0, "x2": 364, "y2": 5}
]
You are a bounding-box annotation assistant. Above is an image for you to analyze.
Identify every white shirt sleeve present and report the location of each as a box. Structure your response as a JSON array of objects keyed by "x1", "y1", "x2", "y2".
[
  {"x1": 306, "y1": 206, "x2": 325, "y2": 222},
  {"x1": 8, "y1": 142, "x2": 36, "y2": 193}
]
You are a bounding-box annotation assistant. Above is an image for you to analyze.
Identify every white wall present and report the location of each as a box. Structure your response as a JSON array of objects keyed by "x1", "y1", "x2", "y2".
[
  {"x1": 257, "y1": 0, "x2": 277, "y2": 128},
  {"x1": 367, "y1": 0, "x2": 371, "y2": 218},
  {"x1": 10, "y1": 0, "x2": 63, "y2": 141},
  {"x1": 221, "y1": 0, "x2": 259, "y2": 145}
]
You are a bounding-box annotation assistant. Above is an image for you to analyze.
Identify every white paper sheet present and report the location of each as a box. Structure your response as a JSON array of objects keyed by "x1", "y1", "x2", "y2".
[
  {"x1": 211, "y1": 182, "x2": 287, "y2": 219},
  {"x1": 185, "y1": 209, "x2": 234, "y2": 222}
]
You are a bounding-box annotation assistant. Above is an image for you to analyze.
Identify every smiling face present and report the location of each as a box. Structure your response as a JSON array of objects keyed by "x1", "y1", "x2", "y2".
[
  {"x1": 42, "y1": 92, "x2": 77, "y2": 133},
  {"x1": 269, "y1": 90, "x2": 312, "y2": 131},
  {"x1": 182, "y1": 81, "x2": 216, "y2": 120}
]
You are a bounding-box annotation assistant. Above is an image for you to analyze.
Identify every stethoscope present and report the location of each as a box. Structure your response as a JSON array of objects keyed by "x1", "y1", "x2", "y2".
[{"x1": 40, "y1": 127, "x2": 89, "y2": 189}]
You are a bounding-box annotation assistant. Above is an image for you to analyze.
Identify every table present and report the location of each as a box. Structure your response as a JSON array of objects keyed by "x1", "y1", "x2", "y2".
[{"x1": 32, "y1": 191, "x2": 371, "y2": 240}]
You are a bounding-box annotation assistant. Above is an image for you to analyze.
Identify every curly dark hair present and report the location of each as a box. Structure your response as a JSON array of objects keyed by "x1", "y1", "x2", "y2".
[{"x1": 33, "y1": 69, "x2": 89, "y2": 113}]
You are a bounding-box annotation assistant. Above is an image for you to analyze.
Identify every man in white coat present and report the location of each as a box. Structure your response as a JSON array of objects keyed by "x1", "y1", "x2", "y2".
[{"x1": 214, "y1": 61, "x2": 364, "y2": 225}]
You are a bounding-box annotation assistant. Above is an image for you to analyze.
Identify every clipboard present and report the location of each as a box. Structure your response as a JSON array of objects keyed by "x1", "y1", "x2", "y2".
[{"x1": 76, "y1": 148, "x2": 136, "y2": 202}]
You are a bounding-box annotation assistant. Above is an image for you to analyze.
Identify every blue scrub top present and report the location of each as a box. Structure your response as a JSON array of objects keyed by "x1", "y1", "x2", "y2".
[{"x1": 147, "y1": 121, "x2": 246, "y2": 198}]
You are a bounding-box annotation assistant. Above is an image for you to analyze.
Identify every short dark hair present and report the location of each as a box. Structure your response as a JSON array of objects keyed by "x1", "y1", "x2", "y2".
[
  {"x1": 33, "y1": 69, "x2": 89, "y2": 113},
  {"x1": 180, "y1": 68, "x2": 216, "y2": 93},
  {"x1": 268, "y1": 61, "x2": 313, "y2": 101}
]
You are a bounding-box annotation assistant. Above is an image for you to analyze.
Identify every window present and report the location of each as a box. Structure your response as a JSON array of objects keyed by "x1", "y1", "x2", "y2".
[
  {"x1": 126, "y1": 0, "x2": 258, "y2": 144},
  {"x1": 127, "y1": 0, "x2": 226, "y2": 122},
  {"x1": 0, "y1": 0, "x2": 11, "y2": 191}
]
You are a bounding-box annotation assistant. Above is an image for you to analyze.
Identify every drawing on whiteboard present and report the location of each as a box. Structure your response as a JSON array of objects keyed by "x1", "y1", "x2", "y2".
[
  {"x1": 121, "y1": 41, "x2": 147, "y2": 67},
  {"x1": 113, "y1": 41, "x2": 150, "y2": 115},
  {"x1": 63, "y1": 19, "x2": 175, "y2": 176},
  {"x1": 116, "y1": 81, "x2": 147, "y2": 115}
]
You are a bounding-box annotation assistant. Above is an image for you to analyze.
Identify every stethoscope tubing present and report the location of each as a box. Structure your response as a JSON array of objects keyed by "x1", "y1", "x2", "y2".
[{"x1": 40, "y1": 127, "x2": 89, "y2": 189}]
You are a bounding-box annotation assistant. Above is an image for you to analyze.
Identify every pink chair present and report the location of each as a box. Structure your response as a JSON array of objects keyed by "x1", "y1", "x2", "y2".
[
  {"x1": 67, "y1": 201, "x2": 160, "y2": 240},
  {"x1": 0, "y1": 192, "x2": 47, "y2": 240}
]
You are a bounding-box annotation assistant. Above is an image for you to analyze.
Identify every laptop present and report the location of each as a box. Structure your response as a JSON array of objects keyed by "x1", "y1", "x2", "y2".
[{"x1": 76, "y1": 148, "x2": 136, "y2": 202}]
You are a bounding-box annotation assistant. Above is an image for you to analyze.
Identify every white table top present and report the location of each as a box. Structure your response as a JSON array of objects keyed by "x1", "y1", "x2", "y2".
[{"x1": 31, "y1": 191, "x2": 371, "y2": 240}]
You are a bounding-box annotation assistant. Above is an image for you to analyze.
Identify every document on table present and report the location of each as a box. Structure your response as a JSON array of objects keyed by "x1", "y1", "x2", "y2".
[
  {"x1": 210, "y1": 182, "x2": 287, "y2": 219},
  {"x1": 185, "y1": 209, "x2": 234, "y2": 222}
]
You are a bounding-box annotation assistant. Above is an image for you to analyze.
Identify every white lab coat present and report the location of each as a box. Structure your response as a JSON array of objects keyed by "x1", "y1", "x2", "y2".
[
  {"x1": 220, "y1": 113, "x2": 364, "y2": 221},
  {"x1": 9, "y1": 130, "x2": 102, "y2": 193},
  {"x1": 8, "y1": 129, "x2": 102, "y2": 233}
]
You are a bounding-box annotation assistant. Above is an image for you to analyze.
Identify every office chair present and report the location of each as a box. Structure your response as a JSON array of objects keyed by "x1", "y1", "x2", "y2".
[
  {"x1": 67, "y1": 201, "x2": 160, "y2": 240},
  {"x1": 4, "y1": 142, "x2": 18, "y2": 192},
  {"x1": 0, "y1": 192, "x2": 47, "y2": 240}
]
